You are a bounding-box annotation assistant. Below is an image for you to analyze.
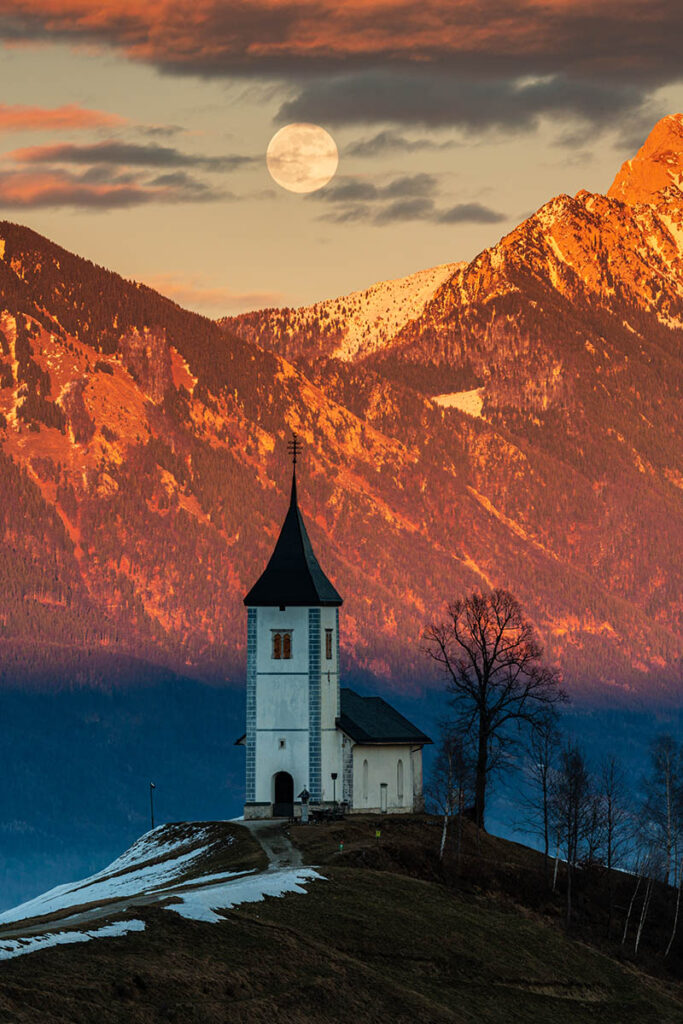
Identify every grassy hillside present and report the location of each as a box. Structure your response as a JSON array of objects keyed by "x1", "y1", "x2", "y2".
[{"x1": 0, "y1": 817, "x2": 680, "y2": 1023}]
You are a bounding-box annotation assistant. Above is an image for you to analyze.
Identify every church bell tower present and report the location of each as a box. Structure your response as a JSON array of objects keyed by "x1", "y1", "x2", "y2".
[{"x1": 242, "y1": 434, "x2": 343, "y2": 818}]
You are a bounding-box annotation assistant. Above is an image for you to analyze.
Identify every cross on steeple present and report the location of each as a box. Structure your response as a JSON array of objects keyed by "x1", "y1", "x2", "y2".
[{"x1": 287, "y1": 432, "x2": 302, "y2": 466}]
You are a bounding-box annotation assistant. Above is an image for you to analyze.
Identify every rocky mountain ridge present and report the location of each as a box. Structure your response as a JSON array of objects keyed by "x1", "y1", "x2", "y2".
[{"x1": 0, "y1": 115, "x2": 681, "y2": 699}]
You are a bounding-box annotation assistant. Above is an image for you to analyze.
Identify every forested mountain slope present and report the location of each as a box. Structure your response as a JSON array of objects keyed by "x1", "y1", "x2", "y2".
[{"x1": 0, "y1": 115, "x2": 681, "y2": 698}]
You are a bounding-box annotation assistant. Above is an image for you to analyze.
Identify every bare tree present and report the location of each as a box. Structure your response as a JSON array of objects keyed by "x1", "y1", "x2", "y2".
[
  {"x1": 643, "y1": 734, "x2": 681, "y2": 886},
  {"x1": 597, "y1": 754, "x2": 634, "y2": 936},
  {"x1": 632, "y1": 845, "x2": 666, "y2": 957},
  {"x1": 665, "y1": 752, "x2": 683, "y2": 958},
  {"x1": 665, "y1": 871, "x2": 682, "y2": 959},
  {"x1": 428, "y1": 725, "x2": 475, "y2": 866},
  {"x1": 423, "y1": 589, "x2": 567, "y2": 830},
  {"x1": 551, "y1": 739, "x2": 593, "y2": 928},
  {"x1": 520, "y1": 713, "x2": 562, "y2": 884}
]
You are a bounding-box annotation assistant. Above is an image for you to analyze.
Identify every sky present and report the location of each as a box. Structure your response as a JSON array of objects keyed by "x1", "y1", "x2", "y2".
[{"x1": 0, "y1": 1, "x2": 682, "y2": 316}]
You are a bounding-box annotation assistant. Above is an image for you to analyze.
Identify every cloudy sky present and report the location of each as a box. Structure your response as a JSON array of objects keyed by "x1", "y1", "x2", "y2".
[{"x1": 0, "y1": 1, "x2": 682, "y2": 315}]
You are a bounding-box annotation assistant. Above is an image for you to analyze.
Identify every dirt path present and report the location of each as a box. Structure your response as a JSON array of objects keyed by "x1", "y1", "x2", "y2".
[{"x1": 239, "y1": 820, "x2": 303, "y2": 870}]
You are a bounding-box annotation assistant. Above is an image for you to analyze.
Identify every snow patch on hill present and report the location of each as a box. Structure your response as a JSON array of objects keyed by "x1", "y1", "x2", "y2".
[
  {"x1": 0, "y1": 822, "x2": 323, "y2": 960},
  {"x1": 0, "y1": 824, "x2": 224, "y2": 926},
  {"x1": 0, "y1": 920, "x2": 145, "y2": 961},
  {"x1": 168, "y1": 868, "x2": 324, "y2": 923}
]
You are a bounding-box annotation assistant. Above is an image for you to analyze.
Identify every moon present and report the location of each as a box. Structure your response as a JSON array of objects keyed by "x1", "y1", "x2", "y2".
[{"x1": 266, "y1": 123, "x2": 339, "y2": 194}]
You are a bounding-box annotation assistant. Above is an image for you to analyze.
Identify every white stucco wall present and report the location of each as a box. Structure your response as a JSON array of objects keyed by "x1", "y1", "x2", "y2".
[
  {"x1": 253, "y1": 605, "x2": 310, "y2": 805},
  {"x1": 319, "y1": 606, "x2": 343, "y2": 801},
  {"x1": 251, "y1": 604, "x2": 343, "y2": 811},
  {"x1": 350, "y1": 743, "x2": 423, "y2": 813},
  {"x1": 247, "y1": 601, "x2": 426, "y2": 817}
]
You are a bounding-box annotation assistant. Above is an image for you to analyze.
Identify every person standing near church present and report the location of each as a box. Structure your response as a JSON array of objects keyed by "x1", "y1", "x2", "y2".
[{"x1": 299, "y1": 786, "x2": 311, "y2": 824}]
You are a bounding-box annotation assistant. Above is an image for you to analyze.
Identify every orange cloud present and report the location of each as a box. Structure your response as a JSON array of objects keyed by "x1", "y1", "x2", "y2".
[
  {"x1": 143, "y1": 273, "x2": 284, "y2": 315},
  {"x1": 0, "y1": 103, "x2": 125, "y2": 133},
  {"x1": 0, "y1": 166, "x2": 221, "y2": 207},
  {"x1": 0, "y1": 1, "x2": 677, "y2": 79}
]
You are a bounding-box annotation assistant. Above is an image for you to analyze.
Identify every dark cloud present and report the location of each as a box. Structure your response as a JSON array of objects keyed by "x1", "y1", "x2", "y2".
[
  {"x1": 436, "y1": 202, "x2": 506, "y2": 224},
  {"x1": 278, "y1": 70, "x2": 656, "y2": 134},
  {"x1": 316, "y1": 179, "x2": 380, "y2": 202},
  {"x1": 383, "y1": 173, "x2": 436, "y2": 198},
  {"x1": 346, "y1": 130, "x2": 457, "y2": 157},
  {"x1": 10, "y1": 140, "x2": 254, "y2": 171},
  {"x1": 0, "y1": 3, "x2": 680, "y2": 145},
  {"x1": 374, "y1": 197, "x2": 436, "y2": 224},
  {"x1": 0, "y1": 2, "x2": 681, "y2": 87},
  {"x1": 316, "y1": 173, "x2": 507, "y2": 226},
  {"x1": 314, "y1": 173, "x2": 438, "y2": 204}
]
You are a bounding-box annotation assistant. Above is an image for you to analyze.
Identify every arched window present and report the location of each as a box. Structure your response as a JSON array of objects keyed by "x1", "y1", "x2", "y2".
[
  {"x1": 362, "y1": 759, "x2": 369, "y2": 802},
  {"x1": 272, "y1": 631, "x2": 292, "y2": 660},
  {"x1": 397, "y1": 759, "x2": 404, "y2": 805}
]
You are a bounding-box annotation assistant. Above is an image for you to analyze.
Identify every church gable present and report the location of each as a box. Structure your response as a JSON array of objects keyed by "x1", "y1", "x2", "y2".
[{"x1": 337, "y1": 688, "x2": 432, "y2": 747}]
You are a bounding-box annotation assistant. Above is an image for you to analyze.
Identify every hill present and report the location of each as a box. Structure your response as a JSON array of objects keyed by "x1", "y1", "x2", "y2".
[
  {"x1": 0, "y1": 818, "x2": 680, "y2": 1023},
  {"x1": 0, "y1": 114, "x2": 681, "y2": 698}
]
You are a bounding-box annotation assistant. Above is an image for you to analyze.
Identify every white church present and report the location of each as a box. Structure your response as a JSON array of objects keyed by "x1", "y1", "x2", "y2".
[{"x1": 238, "y1": 440, "x2": 431, "y2": 819}]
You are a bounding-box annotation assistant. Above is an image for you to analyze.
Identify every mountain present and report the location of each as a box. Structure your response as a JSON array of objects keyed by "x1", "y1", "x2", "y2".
[{"x1": 0, "y1": 115, "x2": 681, "y2": 700}]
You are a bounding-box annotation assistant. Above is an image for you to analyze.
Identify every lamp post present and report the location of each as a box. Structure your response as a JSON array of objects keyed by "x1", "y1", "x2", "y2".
[
  {"x1": 149, "y1": 782, "x2": 156, "y2": 829},
  {"x1": 331, "y1": 772, "x2": 338, "y2": 807}
]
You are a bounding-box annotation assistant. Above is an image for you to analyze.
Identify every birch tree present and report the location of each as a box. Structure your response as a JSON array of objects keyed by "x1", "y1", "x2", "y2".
[
  {"x1": 593, "y1": 754, "x2": 633, "y2": 935},
  {"x1": 520, "y1": 713, "x2": 562, "y2": 884},
  {"x1": 552, "y1": 739, "x2": 593, "y2": 928},
  {"x1": 429, "y1": 725, "x2": 474, "y2": 866}
]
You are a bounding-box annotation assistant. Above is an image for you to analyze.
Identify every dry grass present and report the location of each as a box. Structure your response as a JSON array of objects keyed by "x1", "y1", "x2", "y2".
[{"x1": 0, "y1": 817, "x2": 680, "y2": 1023}]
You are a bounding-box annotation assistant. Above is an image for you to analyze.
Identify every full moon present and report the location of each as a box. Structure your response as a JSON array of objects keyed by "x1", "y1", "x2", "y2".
[{"x1": 266, "y1": 123, "x2": 339, "y2": 194}]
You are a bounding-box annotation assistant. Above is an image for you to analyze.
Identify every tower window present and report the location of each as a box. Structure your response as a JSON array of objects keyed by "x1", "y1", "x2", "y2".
[
  {"x1": 325, "y1": 628, "x2": 333, "y2": 660},
  {"x1": 272, "y1": 630, "x2": 293, "y2": 659}
]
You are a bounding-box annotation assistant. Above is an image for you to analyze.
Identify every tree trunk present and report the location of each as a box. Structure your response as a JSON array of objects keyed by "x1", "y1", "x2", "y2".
[
  {"x1": 665, "y1": 874, "x2": 682, "y2": 958},
  {"x1": 606, "y1": 830, "x2": 614, "y2": 939},
  {"x1": 474, "y1": 726, "x2": 488, "y2": 831},
  {"x1": 439, "y1": 811, "x2": 449, "y2": 861},
  {"x1": 552, "y1": 831, "x2": 561, "y2": 893},
  {"x1": 634, "y1": 876, "x2": 654, "y2": 956},
  {"x1": 542, "y1": 774, "x2": 550, "y2": 886},
  {"x1": 566, "y1": 862, "x2": 573, "y2": 929},
  {"x1": 455, "y1": 789, "x2": 464, "y2": 873},
  {"x1": 622, "y1": 872, "x2": 642, "y2": 946}
]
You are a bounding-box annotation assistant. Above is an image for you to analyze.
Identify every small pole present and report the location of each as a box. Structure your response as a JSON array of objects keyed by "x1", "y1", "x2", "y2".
[
  {"x1": 149, "y1": 782, "x2": 156, "y2": 829},
  {"x1": 331, "y1": 772, "x2": 338, "y2": 807}
]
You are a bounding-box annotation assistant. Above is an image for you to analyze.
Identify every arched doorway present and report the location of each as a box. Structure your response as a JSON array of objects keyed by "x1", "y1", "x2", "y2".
[{"x1": 273, "y1": 771, "x2": 294, "y2": 817}]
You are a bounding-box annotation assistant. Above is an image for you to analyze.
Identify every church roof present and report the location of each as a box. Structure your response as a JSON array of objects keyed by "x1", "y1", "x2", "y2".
[
  {"x1": 243, "y1": 469, "x2": 343, "y2": 608},
  {"x1": 337, "y1": 688, "x2": 432, "y2": 746}
]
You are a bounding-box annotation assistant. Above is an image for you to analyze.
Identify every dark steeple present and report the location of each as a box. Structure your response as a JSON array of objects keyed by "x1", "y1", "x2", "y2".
[{"x1": 243, "y1": 435, "x2": 343, "y2": 608}]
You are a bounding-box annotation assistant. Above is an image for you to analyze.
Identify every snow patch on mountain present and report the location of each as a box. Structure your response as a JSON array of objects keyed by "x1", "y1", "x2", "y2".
[
  {"x1": 433, "y1": 388, "x2": 484, "y2": 417},
  {"x1": 326, "y1": 264, "x2": 461, "y2": 360}
]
